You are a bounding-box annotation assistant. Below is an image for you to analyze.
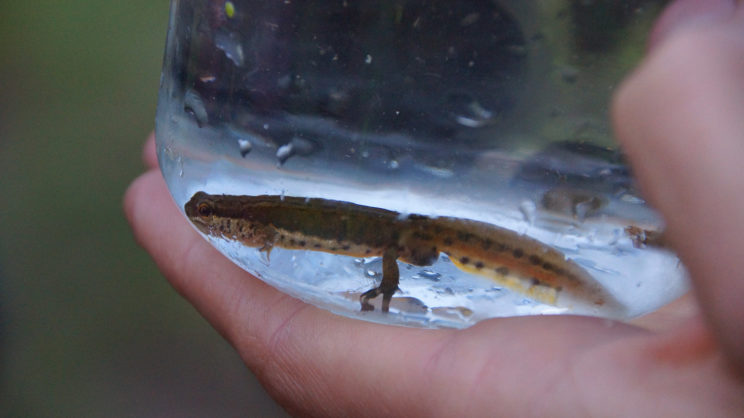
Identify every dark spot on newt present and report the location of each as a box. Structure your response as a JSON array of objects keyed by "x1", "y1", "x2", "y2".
[
  {"x1": 342, "y1": 244, "x2": 351, "y2": 251},
  {"x1": 528, "y1": 255, "x2": 541, "y2": 265},
  {"x1": 460, "y1": 256, "x2": 470, "y2": 264},
  {"x1": 413, "y1": 231, "x2": 434, "y2": 241},
  {"x1": 530, "y1": 278, "x2": 541, "y2": 286},
  {"x1": 475, "y1": 261, "x2": 484, "y2": 269},
  {"x1": 496, "y1": 266, "x2": 510, "y2": 276},
  {"x1": 443, "y1": 237, "x2": 454, "y2": 246},
  {"x1": 542, "y1": 262, "x2": 554, "y2": 271},
  {"x1": 481, "y1": 239, "x2": 493, "y2": 250},
  {"x1": 299, "y1": 240, "x2": 306, "y2": 247},
  {"x1": 457, "y1": 231, "x2": 474, "y2": 242},
  {"x1": 513, "y1": 248, "x2": 524, "y2": 258},
  {"x1": 314, "y1": 243, "x2": 322, "y2": 249},
  {"x1": 365, "y1": 249, "x2": 372, "y2": 255}
]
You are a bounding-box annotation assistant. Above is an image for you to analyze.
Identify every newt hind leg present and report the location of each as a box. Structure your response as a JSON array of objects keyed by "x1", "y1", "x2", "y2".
[{"x1": 360, "y1": 247, "x2": 400, "y2": 313}]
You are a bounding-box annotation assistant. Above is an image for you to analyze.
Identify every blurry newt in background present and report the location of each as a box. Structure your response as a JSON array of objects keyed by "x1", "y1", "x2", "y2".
[
  {"x1": 185, "y1": 192, "x2": 619, "y2": 313},
  {"x1": 626, "y1": 225, "x2": 667, "y2": 249}
]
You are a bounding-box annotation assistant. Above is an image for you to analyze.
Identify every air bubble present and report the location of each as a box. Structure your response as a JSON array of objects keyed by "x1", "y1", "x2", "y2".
[
  {"x1": 215, "y1": 29, "x2": 245, "y2": 67},
  {"x1": 183, "y1": 89, "x2": 208, "y2": 128}
]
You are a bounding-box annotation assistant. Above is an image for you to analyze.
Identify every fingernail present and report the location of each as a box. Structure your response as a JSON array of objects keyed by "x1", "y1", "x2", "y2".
[{"x1": 649, "y1": 0, "x2": 736, "y2": 50}]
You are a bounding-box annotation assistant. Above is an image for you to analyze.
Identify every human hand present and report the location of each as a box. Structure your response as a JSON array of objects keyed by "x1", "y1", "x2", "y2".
[{"x1": 124, "y1": 1, "x2": 744, "y2": 415}]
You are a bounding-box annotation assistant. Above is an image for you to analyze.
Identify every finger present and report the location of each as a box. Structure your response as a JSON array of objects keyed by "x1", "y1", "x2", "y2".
[
  {"x1": 649, "y1": 0, "x2": 736, "y2": 50},
  {"x1": 143, "y1": 132, "x2": 157, "y2": 169},
  {"x1": 123, "y1": 170, "x2": 645, "y2": 416},
  {"x1": 613, "y1": 19, "x2": 744, "y2": 374}
]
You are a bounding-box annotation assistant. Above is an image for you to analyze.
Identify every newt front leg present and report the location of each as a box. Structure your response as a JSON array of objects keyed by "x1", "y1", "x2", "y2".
[{"x1": 360, "y1": 247, "x2": 400, "y2": 313}]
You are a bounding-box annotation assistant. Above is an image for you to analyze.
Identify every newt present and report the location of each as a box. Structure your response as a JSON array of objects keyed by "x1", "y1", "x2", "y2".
[
  {"x1": 185, "y1": 192, "x2": 618, "y2": 313},
  {"x1": 625, "y1": 225, "x2": 667, "y2": 249}
]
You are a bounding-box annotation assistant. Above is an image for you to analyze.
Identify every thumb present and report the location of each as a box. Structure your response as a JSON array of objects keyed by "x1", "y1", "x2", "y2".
[{"x1": 613, "y1": 4, "x2": 744, "y2": 375}]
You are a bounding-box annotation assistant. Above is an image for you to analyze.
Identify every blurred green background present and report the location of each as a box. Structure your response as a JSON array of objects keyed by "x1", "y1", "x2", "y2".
[{"x1": 0, "y1": 1, "x2": 286, "y2": 416}]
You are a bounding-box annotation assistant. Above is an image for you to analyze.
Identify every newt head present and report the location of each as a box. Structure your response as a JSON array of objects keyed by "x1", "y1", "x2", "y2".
[{"x1": 184, "y1": 191, "x2": 218, "y2": 235}]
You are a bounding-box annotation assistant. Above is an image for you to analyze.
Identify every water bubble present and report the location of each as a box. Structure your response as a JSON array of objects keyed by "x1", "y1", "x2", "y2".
[
  {"x1": 460, "y1": 12, "x2": 480, "y2": 26},
  {"x1": 416, "y1": 269, "x2": 441, "y2": 281},
  {"x1": 416, "y1": 160, "x2": 455, "y2": 178},
  {"x1": 183, "y1": 89, "x2": 208, "y2": 128},
  {"x1": 455, "y1": 100, "x2": 494, "y2": 128},
  {"x1": 276, "y1": 137, "x2": 318, "y2": 165},
  {"x1": 519, "y1": 200, "x2": 537, "y2": 225},
  {"x1": 237, "y1": 138, "x2": 252, "y2": 157},
  {"x1": 365, "y1": 54, "x2": 373, "y2": 64},
  {"x1": 388, "y1": 159, "x2": 400, "y2": 170},
  {"x1": 214, "y1": 29, "x2": 245, "y2": 67}
]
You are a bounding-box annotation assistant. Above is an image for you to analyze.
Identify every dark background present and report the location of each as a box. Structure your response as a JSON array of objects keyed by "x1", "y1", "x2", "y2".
[{"x1": 0, "y1": 1, "x2": 286, "y2": 415}]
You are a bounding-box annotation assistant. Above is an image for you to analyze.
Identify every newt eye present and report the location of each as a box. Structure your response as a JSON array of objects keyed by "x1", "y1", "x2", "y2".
[{"x1": 197, "y1": 202, "x2": 213, "y2": 217}]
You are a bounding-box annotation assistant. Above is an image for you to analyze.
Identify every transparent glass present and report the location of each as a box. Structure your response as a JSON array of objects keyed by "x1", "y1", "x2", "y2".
[{"x1": 156, "y1": 0, "x2": 686, "y2": 328}]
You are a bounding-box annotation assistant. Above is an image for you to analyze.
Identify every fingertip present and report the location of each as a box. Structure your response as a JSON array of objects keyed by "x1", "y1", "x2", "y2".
[
  {"x1": 123, "y1": 169, "x2": 160, "y2": 238},
  {"x1": 648, "y1": 0, "x2": 736, "y2": 51}
]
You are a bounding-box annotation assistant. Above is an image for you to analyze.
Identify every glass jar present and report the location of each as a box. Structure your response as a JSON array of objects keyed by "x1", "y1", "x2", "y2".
[{"x1": 156, "y1": 0, "x2": 685, "y2": 328}]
